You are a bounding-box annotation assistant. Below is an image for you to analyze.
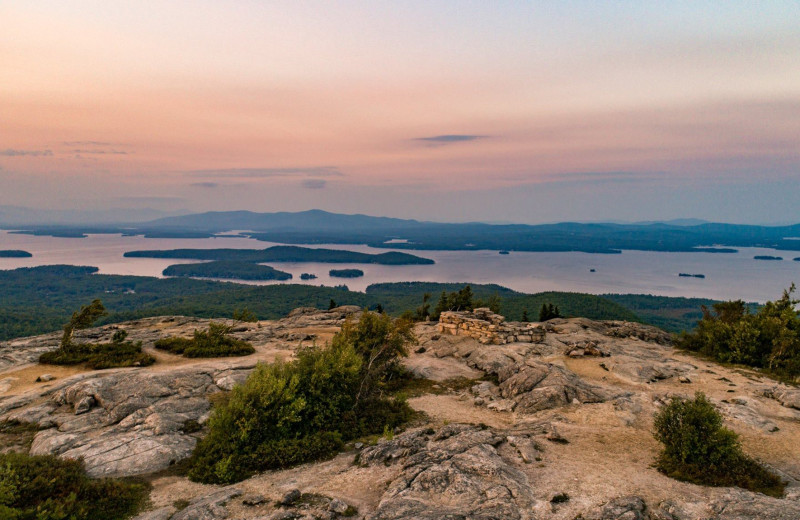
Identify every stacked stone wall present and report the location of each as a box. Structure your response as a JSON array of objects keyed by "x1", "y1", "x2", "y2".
[{"x1": 438, "y1": 308, "x2": 545, "y2": 345}]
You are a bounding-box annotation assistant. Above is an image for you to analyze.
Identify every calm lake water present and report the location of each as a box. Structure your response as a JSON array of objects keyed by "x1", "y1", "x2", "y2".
[{"x1": 1, "y1": 230, "x2": 799, "y2": 303}]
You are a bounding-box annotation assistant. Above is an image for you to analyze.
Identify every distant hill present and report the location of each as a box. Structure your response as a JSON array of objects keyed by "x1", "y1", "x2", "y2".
[
  {"x1": 143, "y1": 209, "x2": 424, "y2": 232},
  {"x1": 5, "y1": 210, "x2": 800, "y2": 254}
]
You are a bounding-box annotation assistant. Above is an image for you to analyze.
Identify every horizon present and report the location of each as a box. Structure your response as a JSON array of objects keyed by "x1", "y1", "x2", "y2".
[
  {"x1": 2, "y1": 2, "x2": 799, "y2": 223},
  {"x1": 3, "y1": 205, "x2": 800, "y2": 228}
]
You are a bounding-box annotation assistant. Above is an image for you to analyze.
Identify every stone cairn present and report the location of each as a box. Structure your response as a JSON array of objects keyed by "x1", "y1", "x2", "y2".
[{"x1": 438, "y1": 308, "x2": 545, "y2": 345}]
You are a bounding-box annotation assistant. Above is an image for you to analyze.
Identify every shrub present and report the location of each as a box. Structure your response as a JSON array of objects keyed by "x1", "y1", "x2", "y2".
[
  {"x1": 232, "y1": 308, "x2": 258, "y2": 323},
  {"x1": 38, "y1": 300, "x2": 155, "y2": 369},
  {"x1": 155, "y1": 322, "x2": 255, "y2": 358},
  {"x1": 677, "y1": 285, "x2": 800, "y2": 380},
  {"x1": 0, "y1": 452, "x2": 149, "y2": 520},
  {"x1": 653, "y1": 392, "x2": 784, "y2": 496},
  {"x1": 189, "y1": 311, "x2": 414, "y2": 484},
  {"x1": 39, "y1": 338, "x2": 155, "y2": 369}
]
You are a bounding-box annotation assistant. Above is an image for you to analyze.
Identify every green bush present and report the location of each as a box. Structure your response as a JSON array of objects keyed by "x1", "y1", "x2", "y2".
[
  {"x1": 653, "y1": 392, "x2": 784, "y2": 496},
  {"x1": 155, "y1": 322, "x2": 255, "y2": 358},
  {"x1": 189, "y1": 311, "x2": 414, "y2": 484},
  {"x1": 677, "y1": 286, "x2": 800, "y2": 380},
  {"x1": 38, "y1": 299, "x2": 155, "y2": 370},
  {"x1": 0, "y1": 452, "x2": 149, "y2": 520},
  {"x1": 39, "y1": 341, "x2": 155, "y2": 369}
]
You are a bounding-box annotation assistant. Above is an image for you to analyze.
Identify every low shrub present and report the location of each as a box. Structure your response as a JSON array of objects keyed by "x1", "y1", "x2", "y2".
[
  {"x1": 39, "y1": 340, "x2": 155, "y2": 369},
  {"x1": 155, "y1": 322, "x2": 255, "y2": 358},
  {"x1": 0, "y1": 452, "x2": 149, "y2": 520},
  {"x1": 677, "y1": 285, "x2": 800, "y2": 380},
  {"x1": 39, "y1": 300, "x2": 155, "y2": 370},
  {"x1": 188, "y1": 311, "x2": 414, "y2": 484},
  {"x1": 653, "y1": 392, "x2": 785, "y2": 497}
]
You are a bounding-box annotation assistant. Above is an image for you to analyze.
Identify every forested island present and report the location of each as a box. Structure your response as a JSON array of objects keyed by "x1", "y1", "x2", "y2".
[
  {"x1": 678, "y1": 273, "x2": 705, "y2": 278},
  {"x1": 754, "y1": 255, "x2": 783, "y2": 261},
  {"x1": 162, "y1": 261, "x2": 292, "y2": 281},
  {"x1": 0, "y1": 250, "x2": 32, "y2": 257},
  {"x1": 300, "y1": 273, "x2": 317, "y2": 280},
  {"x1": 329, "y1": 268, "x2": 364, "y2": 278},
  {"x1": 124, "y1": 245, "x2": 434, "y2": 265}
]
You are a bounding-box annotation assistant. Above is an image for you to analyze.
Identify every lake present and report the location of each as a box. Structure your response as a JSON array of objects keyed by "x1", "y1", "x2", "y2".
[{"x1": 1, "y1": 230, "x2": 798, "y2": 303}]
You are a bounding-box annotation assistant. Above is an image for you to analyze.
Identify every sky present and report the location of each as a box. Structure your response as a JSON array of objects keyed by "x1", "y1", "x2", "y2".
[{"x1": 2, "y1": 1, "x2": 799, "y2": 224}]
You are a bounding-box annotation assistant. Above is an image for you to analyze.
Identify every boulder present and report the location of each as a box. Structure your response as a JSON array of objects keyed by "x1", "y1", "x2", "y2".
[
  {"x1": 170, "y1": 487, "x2": 243, "y2": 520},
  {"x1": 498, "y1": 359, "x2": 612, "y2": 413},
  {"x1": 581, "y1": 495, "x2": 648, "y2": 520},
  {"x1": 360, "y1": 424, "x2": 534, "y2": 520}
]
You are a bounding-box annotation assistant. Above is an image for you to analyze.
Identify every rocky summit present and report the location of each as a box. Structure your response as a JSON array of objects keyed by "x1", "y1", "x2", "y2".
[{"x1": 2, "y1": 308, "x2": 799, "y2": 519}]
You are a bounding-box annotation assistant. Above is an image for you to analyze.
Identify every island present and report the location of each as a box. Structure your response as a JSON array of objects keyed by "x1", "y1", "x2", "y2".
[
  {"x1": 0, "y1": 250, "x2": 32, "y2": 258},
  {"x1": 300, "y1": 273, "x2": 317, "y2": 280},
  {"x1": 754, "y1": 255, "x2": 783, "y2": 261},
  {"x1": 794, "y1": 257, "x2": 800, "y2": 262},
  {"x1": 125, "y1": 245, "x2": 434, "y2": 265},
  {"x1": 329, "y1": 268, "x2": 364, "y2": 278},
  {"x1": 679, "y1": 273, "x2": 706, "y2": 278},
  {"x1": 499, "y1": 250, "x2": 510, "y2": 255},
  {"x1": 162, "y1": 261, "x2": 292, "y2": 281}
]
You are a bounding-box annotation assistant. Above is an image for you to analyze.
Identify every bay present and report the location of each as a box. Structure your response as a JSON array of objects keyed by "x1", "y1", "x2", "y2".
[{"x1": 1, "y1": 230, "x2": 798, "y2": 303}]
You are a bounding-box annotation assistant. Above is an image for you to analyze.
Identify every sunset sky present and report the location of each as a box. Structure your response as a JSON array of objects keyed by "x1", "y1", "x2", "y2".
[{"x1": 2, "y1": 1, "x2": 799, "y2": 223}]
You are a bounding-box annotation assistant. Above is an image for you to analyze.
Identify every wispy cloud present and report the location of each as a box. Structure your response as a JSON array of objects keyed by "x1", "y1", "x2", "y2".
[
  {"x1": 63, "y1": 141, "x2": 112, "y2": 146},
  {"x1": 414, "y1": 135, "x2": 488, "y2": 146},
  {"x1": 191, "y1": 182, "x2": 220, "y2": 188},
  {"x1": 72, "y1": 149, "x2": 128, "y2": 155},
  {"x1": 512, "y1": 171, "x2": 667, "y2": 186},
  {"x1": 184, "y1": 167, "x2": 344, "y2": 178},
  {"x1": 110, "y1": 196, "x2": 186, "y2": 206},
  {"x1": 302, "y1": 179, "x2": 327, "y2": 189},
  {"x1": 0, "y1": 149, "x2": 53, "y2": 157}
]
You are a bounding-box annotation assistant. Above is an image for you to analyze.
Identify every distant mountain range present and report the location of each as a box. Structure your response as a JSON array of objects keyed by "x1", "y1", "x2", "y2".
[
  {"x1": 3, "y1": 209, "x2": 800, "y2": 254},
  {"x1": 144, "y1": 209, "x2": 423, "y2": 232}
]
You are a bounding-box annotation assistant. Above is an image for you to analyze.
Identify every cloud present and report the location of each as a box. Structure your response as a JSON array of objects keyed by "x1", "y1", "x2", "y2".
[
  {"x1": 72, "y1": 149, "x2": 128, "y2": 155},
  {"x1": 414, "y1": 135, "x2": 488, "y2": 146},
  {"x1": 62, "y1": 141, "x2": 112, "y2": 146},
  {"x1": 184, "y1": 167, "x2": 343, "y2": 178},
  {"x1": 0, "y1": 149, "x2": 53, "y2": 157},
  {"x1": 525, "y1": 171, "x2": 667, "y2": 186},
  {"x1": 191, "y1": 182, "x2": 220, "y2": 188},
  {"x1": 302, "y1": 179, "x2": 327, "y2": 189}
]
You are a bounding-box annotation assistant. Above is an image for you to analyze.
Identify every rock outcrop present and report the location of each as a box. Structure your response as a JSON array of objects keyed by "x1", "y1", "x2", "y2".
[
  {"x1": 3, "y1": 309, "x2": 800, "y2": 520},
  {"x1": 498, "y1": 358, "x2": 613, "y2": 413},
  {"x1": 359, "y1": 424, "x2": 535, "y2": 519},
  {"x1": 26, "y1": 367, "x2": 234, "y2": 477}
]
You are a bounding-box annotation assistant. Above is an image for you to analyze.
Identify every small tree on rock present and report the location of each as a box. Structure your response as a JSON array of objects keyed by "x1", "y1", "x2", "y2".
[{"x1": 61, "y1": 299, "x2": 107, "y2": 350}]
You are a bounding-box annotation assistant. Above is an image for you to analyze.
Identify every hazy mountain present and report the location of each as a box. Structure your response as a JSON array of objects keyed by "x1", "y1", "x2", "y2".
[{"x1": 143, "y1": 209, "x2": 424, "y2": 232}]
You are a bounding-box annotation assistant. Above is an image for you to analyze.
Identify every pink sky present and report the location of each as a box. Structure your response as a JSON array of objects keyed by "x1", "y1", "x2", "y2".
[{"x1": 2, "y1": 1, "x2": 799, "y2": 222}]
